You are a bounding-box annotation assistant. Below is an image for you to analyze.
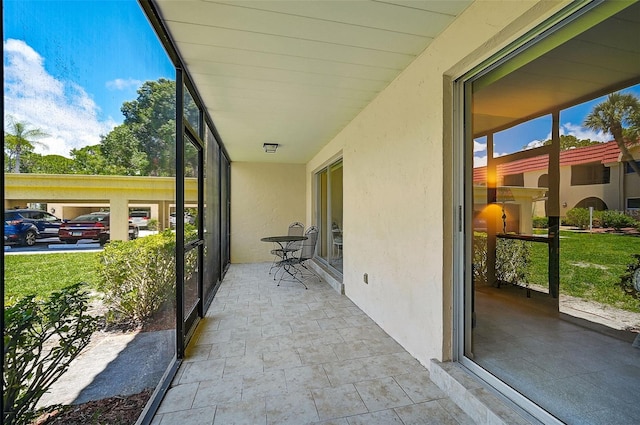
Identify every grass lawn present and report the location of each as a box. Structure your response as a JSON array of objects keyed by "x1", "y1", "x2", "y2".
[
  {"x1": 4, "y1": 252, "x2": 100, "y2": 304},
  {"x1": 528, "y1": 230, "x2": 640, "y2": 312}
]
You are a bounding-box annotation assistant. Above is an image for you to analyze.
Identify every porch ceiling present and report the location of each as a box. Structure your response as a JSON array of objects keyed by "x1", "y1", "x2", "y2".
[
  {"x1": 151, "y1": 1, "x2": 640, "y2": 163},
  {"x1": 152, "y1": 0, "x2": 472, "y2": 163}
]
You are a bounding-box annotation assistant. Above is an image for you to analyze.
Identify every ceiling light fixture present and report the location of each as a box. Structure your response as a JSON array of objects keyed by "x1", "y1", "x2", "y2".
[{"x1": 263, "y1": 143, "x2": 279, "y2": 153}]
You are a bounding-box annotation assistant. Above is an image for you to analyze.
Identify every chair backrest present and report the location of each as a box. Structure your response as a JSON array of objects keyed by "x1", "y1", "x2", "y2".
[
  {"x1": 298, "y1": 226, "x2": 319, "y2": 260},
  {"x1": 288, "y1": 222, "x2": 304, "y2": 236},
  {"x1": 285, "y1": 222, "x2": 305, "y2": 250}
]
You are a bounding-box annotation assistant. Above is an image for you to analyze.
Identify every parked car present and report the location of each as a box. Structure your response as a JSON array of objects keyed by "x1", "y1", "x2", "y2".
[
  {"x1": 169, "y1": 212, "x2": 195, "y2": 228},
  {"x1": 4, "y1": 209, "x2": 63, "y2": 237},
  {"x1": 129, "y1": 210, "x2": 150, "y2": 228},
  {"x1": 4, "y1": 219, "x2": 39, "y2": 246},
  {"x1": 58, "y1": 212, "x2": 139, "y2": 245}
]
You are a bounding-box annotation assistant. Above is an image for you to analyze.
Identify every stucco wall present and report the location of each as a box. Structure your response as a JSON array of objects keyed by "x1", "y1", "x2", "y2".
[
  {"x1": 304, "y1": 1, "x2": 566, "y2": 367},
  {"x1": 559, "y1": 166, "x2": 619, "y2": 211},
  {"x1": 231, "y1": 162, "x2": 306, "y2": 263}
]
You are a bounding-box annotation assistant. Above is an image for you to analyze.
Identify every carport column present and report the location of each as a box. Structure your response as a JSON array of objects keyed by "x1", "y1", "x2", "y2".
[{"x1": 110, "y1": 197, "x2": 130, "y2": 241}]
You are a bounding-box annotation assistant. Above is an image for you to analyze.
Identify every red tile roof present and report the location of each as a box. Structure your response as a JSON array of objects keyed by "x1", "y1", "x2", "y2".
[{"x1": 473, "y1": 141, "x2": 622, "y2": 182}]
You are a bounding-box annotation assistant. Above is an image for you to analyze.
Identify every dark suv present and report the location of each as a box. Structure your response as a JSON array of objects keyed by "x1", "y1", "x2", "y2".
[{"x1": 5, "y1": 209, "x2": 63, "y2": 239}]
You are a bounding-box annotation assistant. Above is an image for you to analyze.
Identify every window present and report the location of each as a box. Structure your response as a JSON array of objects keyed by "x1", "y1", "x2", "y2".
[
  {"x1": 502, "y1": 173, "x2": 524, "y2": 186},
  {"x1": 627, "y1": 198, "x2": 640, "y2": 210},
  {"x1": 625, "y1": 160, "x2": 640, "y2": 174},
  {"x1": 571, "y1": 162, "x2": 610, "y2": 185}
]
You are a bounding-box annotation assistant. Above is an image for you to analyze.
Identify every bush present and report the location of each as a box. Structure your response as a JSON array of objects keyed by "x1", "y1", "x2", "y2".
[
  {"x1": 96, "y1": 230, "x2": 176, "y2": 325},
  {"x1": 473, "y1": 233, "x2": 488, "y2": 284},
  {"x1": 564, "y1": 207, "x2": 590, "y2": 229},
  {"x1": 532, "y1": 216, "x2": 548, "y2": 228},
  {"x1": 618, "y1": 254, "x2": 640, "y2": 300},
  {"x1": 600, "y1": 210, "x2": 637, "y2": 230},
  {"x1": 473, "y1": 233, "x2": 530, "y2": 287},
  {"x1": 147, "y1": 218, "x2": 159, "y2": 231},
  {"x1": 3, "y1": 283, "x2": 98, "y2": 425}
]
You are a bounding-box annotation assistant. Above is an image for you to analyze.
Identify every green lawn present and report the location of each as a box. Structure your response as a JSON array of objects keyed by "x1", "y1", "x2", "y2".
[
  {"x1": 528, "y1": 231, "x2": 640, "y2": 312},
  {"x1": 4, "y1": 252, "x2": 100, "y2": 304}
]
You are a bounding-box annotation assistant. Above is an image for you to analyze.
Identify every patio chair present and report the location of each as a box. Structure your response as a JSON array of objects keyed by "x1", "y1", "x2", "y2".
[
  {"x1": 278, "y1": 225, "x2": 320, "y2": 289},
  {"x1": 331, "y1": 221, "x2": 343, "y2": 260},
  {"x1": 269, "y1": 221, "x2": 304, "y2": 274}
]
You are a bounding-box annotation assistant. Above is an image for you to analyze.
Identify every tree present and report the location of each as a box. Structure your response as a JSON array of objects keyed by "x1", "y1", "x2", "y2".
[
  {"x1": 584, "y1": 92, "x2": 640, "y2": 177},
  {"x1": 121, "y1": 79, "x2": 176, "y2": 176},
  {"x1": 4, "y1": 118, "x2": 48, "y2": 173},
  {"x1": 22, "y1": 153, "x2": 75, "y2": 174},
  {"x1": 70, "y1": 144, "x2": 108, "y2": 175},
  {"x1": 100, "y1": 124, "x2": 148, "y2": 175},
  {"x1": 542, "y1": 134, "x2": 599, "y2": 150}
]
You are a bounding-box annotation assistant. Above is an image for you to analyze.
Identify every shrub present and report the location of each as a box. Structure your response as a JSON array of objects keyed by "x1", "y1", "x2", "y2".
[
  {"x1": 532, "y1": 216, "x2": 548, "y2": 228},
  {"x1": 600, "y1": 210, "x2": 637, "y2": 230},
  {"x1": 3, "y1": 283, "x2": 98, "y2": 425},
  {"x1": 564, "y1": 207, "x2": 590, "y2": 229},
  {"x1": 147, "y1": 218, "x2": 159, "y2": 231},
  {"x1": 96, "y1": 230, "x2": 176, "y2": 325},
  {"x1": 592, "y1": 210, "x2": 603, "y2": 228},
  {"x1": 496, "y1": 238, "x2": 530, "y2": 286},
  {"x1": 618, "y1": 254, "x2": 640, "y2": 300},
  {"x1": 473, "y1": 233, "x2": 530, "y2": 287},
  {"x1": 473, "y1": 233, "x2": 488, "y2": 284}
]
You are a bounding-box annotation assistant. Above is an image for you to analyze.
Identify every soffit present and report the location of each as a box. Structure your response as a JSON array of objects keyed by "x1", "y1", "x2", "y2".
[
  {"x1": 152, "y1": 1, "x2": 640, "y2": 162},
  {"x1": 152, "y1": 0, "x2": 472, "y2": 163}
]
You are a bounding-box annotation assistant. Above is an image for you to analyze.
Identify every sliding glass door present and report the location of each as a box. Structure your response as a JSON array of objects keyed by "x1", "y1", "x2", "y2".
[
  {"x1": 456, "y1": 2, "x2": 640, "y2": 423},
  {"x1": 316, "y1": 159, "x2": 343, "y2": 274}
]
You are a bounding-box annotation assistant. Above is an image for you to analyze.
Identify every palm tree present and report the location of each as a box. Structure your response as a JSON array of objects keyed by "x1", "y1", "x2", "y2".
[
  {"x1": 4, "y1": 117, "x2": 48, "y2": 173},
  {"x1": 584, "y1": 92, "x2": 640, "y2": 178}
]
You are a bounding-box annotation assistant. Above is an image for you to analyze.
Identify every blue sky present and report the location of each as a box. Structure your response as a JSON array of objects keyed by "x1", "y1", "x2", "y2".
[{"x1": 3, "y1": 0, "x2": 173, "y2": 157}]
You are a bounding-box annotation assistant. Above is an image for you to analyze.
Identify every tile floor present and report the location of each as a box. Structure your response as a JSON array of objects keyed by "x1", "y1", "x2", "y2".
[
  {"x1": 474, "y1": 285, "x2": 640, "y2": 425},
  {"x1": 151, "y1": 263, "x2": 476, "y2": 425}
]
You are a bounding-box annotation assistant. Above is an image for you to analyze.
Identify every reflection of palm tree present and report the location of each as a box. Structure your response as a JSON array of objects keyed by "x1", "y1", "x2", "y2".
[
  {"x1": 4, "y1": 117, "x2": 48, "y2": 173},
  {"x1": 584, "y1": 92, "x2": 640, "y2": 178}
]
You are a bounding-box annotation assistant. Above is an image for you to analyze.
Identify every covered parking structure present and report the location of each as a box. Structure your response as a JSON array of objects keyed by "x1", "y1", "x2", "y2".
[{"x1": 4, "y1": 173, "x2": 197, "y2": 241}]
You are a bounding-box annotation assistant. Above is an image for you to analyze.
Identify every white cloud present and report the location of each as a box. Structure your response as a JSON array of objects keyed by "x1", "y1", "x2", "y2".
[
  {"x1": 524, "y1": 139, "x2": 545, "y2": 150},
  {"x1": 3, "y1": 39, "x2": 117, "y2": 157},
  {"x1": 106, "y1": 78, "x2": 142, "y2": 91},
  {"x1": 474, "y1": 140, "x2": 486, "y2": 153},
  {"x1": 474, "y1": 155, "x2": 487, "y2": 167},
  {"x1": 474, "y1": 151, "x2": 510, "y2": 168},
  {"x1": 560, "y1": 122, "x2": 610, "y2": 142}
]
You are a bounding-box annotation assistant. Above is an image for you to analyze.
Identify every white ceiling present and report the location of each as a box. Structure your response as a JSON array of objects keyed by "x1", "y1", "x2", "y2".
[
  {"x1": 153, "y1": 0, "x2": 472, "y2": 163},
  {"x1": 151, "y1": 1, "x2": 640, "y2": 162}
]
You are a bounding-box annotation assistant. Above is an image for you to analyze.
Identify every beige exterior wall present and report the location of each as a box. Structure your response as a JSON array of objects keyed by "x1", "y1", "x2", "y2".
[
  {"x1": 230, "y1": 162, "x2": 306, "y2": 263},
  {"x1": 560, "y1": 165, "x2": 618, "y2": 212},
  {"x1": 525, "y1": 147, "x2": 640, "y2": 216},
  {"x1": 304, "y1": 1, "x2": 568, "y2": 367}
]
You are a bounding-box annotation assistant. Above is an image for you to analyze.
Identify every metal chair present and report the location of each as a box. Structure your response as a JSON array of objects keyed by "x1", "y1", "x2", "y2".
[
  {"x1": 269, "y1": 221, "x2": 304, "y2": 274},
  {"x1": 331, "y1": 221, "x2": 343, "y2": 262},
  {"x1": 278, "y1": 225, "x2": 320, "y2": 289}
]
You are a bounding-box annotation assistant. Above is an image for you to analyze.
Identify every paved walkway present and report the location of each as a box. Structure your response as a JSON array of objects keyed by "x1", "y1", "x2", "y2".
[
  {"x1": 151, "y1": 263, "x2": 475, "y2": 425},
  {"x1": 37, "y1": 329, "x2": 174, "y2": 408}
]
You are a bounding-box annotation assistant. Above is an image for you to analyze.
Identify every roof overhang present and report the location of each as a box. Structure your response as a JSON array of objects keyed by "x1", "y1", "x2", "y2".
[
  {"x1": 150, "y1": 0, "x2": 472, "y2": 163},
  {"x1": 147, "y1": 1, "x2": 640, "y2": 162}
]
